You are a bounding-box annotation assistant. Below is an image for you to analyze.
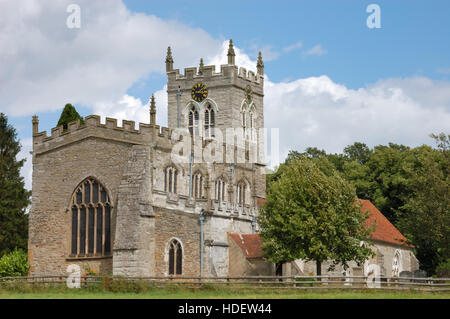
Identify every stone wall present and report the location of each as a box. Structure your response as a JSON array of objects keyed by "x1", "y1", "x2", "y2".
[
  {"x1": 297, "y1": 241, "x2": 419, "y2": 277},
  {"x1": 227, "y1": 235, "x2": 273, "y2": 276},
  {"x1": 29, "y1": 136, "x2": 132, "y2": 275},
  {"x1": 30, "y1": 54, "x2": 266, "y2": 278},
  {"x1": 153, "y1": 208, "x2": 201, "y2": 276},
  {"x1": 113, "y1": 145, "x2": 155, "y2": 277}
]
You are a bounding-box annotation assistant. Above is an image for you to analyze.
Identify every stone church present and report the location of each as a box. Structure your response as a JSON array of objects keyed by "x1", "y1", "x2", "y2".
[
  {"x1": 29, "y1": 40, "x2": 266, "y2": 277},
  {"x1": 28, "y1": 40, "x2": 419, "y2": 278}
]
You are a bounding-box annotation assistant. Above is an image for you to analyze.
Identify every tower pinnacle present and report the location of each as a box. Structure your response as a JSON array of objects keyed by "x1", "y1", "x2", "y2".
[
  {"x1": 32, "y1": 115, "x2": 39, "y2": 135},
  {"x1": 165, "y1": 46, "x2": 174, "y2": 72},
  {"x1": 199, "y1": 58, "x2": 204, "y2": 74},
  {"x1": 227, "y1": 39, "x2": 235, "y2": 65},
  {"x1": 150, "y1": 94, "x2": 156, "y2": 125},
  {"x1": 257, "y1": 51, "x2": 264, "y2": 76}
]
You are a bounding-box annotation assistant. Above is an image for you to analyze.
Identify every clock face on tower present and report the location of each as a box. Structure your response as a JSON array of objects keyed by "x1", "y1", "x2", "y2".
[
  {"x1": 191, "y1": 82, "x2": 208, "y2": 103},
  {"x1": 245, "y1": 85, "x2": 253, "y2": 103}
]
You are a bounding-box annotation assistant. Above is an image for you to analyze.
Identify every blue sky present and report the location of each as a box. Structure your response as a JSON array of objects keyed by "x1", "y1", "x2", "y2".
[
  {"x1": 123, "y1": 0, "x2": 450, "y2": 86},
  {"x1": 1, "y1": 0, "x2": 450, "y2": 189}
]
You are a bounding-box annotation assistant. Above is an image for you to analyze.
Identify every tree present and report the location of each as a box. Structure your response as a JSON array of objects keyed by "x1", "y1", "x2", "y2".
[
  {"x1": 0, "y1": 113, "x2": 30, "y2": 256},
  {"x1": 57, "y1": 103, "x2": 84, "y2": 130},
  {"x1": 342, "y1": 143, "x2": 415, "y2": 223},
  {"x1": 259, "y1": 156, "x2": 374, "y2": 275},
  {"x1": 397, "y1": 133, "x2": 450, "y2": 275},
  {"x1": 343, "y1": 142, "x2": 372, "y2": 165},
  {"x1": 0, "y1": 248, "x2": 29, "y2": 277}
]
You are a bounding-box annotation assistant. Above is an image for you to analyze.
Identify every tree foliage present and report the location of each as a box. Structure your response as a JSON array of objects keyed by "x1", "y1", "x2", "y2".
[
  {"x1": 0, "y1": 113, "x2": 30, "y2": 256},
  {"x1": 272, "y1": 134, "x2": 449, "y2": 275},
  {"x1": 397, "y1": 134, "x2": 450, "y2": 275},
  {"x1": 259, "y1": 156, "x2": 374, "y2": 274},
  {"x1": 0, "y1": 248, "x2": 29, "y2": 277},
  {"x1": 57, "y1": 103, "x2": 84, "y2": 130}
]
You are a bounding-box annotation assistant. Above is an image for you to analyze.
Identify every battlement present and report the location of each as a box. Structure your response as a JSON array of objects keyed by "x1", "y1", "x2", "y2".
[
  {"x1": 237, "y1": 67, "x2": 259, "y2": 83},
  {"x1": 168, "y1": 63, "x2": 263, "y2": 85},
  {"x1": 32, "y1": 114, "x2": 264, "y2": 162},
  {"x1": 32, "y1": 115, "x2": 178, "y2": 154}
]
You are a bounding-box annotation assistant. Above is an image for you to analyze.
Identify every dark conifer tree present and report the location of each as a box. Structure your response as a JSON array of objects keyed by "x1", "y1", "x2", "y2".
[
  {"x1": 57, "y1": 103, "x2": 84, "y2": 130},
  {"x1": 0, "y1": 113, "x2": 30, "y2": 256}
]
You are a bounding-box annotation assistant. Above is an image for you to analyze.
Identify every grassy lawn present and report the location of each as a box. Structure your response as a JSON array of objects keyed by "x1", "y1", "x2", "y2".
[{"x1": 1, "y1": 288, "x2": 449, "y2": 299}]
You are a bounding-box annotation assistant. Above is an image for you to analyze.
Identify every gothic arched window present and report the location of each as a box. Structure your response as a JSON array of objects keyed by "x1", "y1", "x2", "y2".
[
  {"x1": 188, "y1": 105, "x2": 199, "y2": 137},
  {"x1": 70, "y1": 177, "x2": 111, "y2": 257},
  {"x1": 165, "y1": 166, "x2": 178, "y2": 194},
  {"x1": 249, "y1": 107, "x2": 256, "y2": 141},
  {"x1": 392, "y1": 250, "x2": 401, "y2": 277},
  {"x1": 204, "y1": 104, "x2": 215, "y2": 138},
  {"x1": 193, "y1": 172, "x2": 203, "y2": 199},
  {"x1": 215, "y1": 178, "x2": 226, "y2": 202},
  {"x1": 168, "y1": 239, "x2": 182, "y2": 275},
  {"x1": 241, "y1": 109, "x2": 247, "y2": 134},
  {"x1": 237, "y1": 181, "x2": 246, "y2": 205}
]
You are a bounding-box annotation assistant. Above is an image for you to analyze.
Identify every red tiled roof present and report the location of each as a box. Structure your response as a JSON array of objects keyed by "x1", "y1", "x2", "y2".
[
  {"x1": 228, "y1": 233, "x2": 264, "y2": 259},
  {"x1": 358, "y1": 199, "x2": 412, "y2": 248},
  {"x1": 256, "y1": 197, "x2": 266, "y2": 209},
  {"x1": 229, "y1": 200, "x2": 411, "y2": 260}
]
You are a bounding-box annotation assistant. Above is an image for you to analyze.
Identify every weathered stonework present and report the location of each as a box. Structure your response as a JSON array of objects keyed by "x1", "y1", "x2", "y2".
[
  {"x1": 29, "y1": 42, "x2": 266, "y2": 277},
  {"x1": 291, "y1": 240, "x2": 419, "y2": 278},
  {"x1": 30, "y1": 42, "x2": 416, "y2": 280}
]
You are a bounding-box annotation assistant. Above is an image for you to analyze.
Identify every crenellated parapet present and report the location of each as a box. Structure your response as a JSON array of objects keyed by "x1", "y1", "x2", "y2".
[
  {"x1": 31, "y1": 114, "x2": 264, "y2": 166},
  {"x1": 167, "y1": 64, "x2": 263, "y2": 87},
  {"x1": 32, "y1": 114, "x2": 177, "y2": 155}
]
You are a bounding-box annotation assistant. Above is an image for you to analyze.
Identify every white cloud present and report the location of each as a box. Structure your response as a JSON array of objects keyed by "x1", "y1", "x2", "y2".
[
  {"x1": 204, "y1": 46, "x2": 450, "y2": 161},
  {"x1": 15, "y1": 40, "x2": 450, "y2": 186},
  {"x1": 5, "y1": 3, "x2": 450, "y2": 187},
  {"x1": 17, "y1": 138, "x2": 32, "y2": 191},
  {"x1": 283, "y1": 41, "x2": 303, "y2": 52},
  {"x1": 304, "y1": 44, "x2": 327, "y2": 56},
  {"x1": 92, "y1": 86, "x2": 168, "y2": 128},
  {"x1": 206, "y1": 40, "x2": 257, "y2": 72},
  {"x1": 264, "y1": 75, "x2": 450, "y2": 156},
  {"x1": 0, "y1": 0, "x2": 220, "y2": 116}
]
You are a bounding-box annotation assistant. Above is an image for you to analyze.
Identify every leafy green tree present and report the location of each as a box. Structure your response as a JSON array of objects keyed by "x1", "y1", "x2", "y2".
[
  {"x1": 343, "y1": 143, "x2": 415, "y2": 223},
  {"x1": 397, "y1": 133, "x2": 450, "y2": 275},
  {"x1": 0, "y1": 113, "x2": 30, "y2": 256},
  {"x1": 344, "y1": 142, "x2": 372, "y2": 165},
  {"x1": 286, "y1": 148, "x2": 347, "y2": 175},
  {"x1": 259, "y1": 156, "x2": 374, "y2": 275},
  {"x1": 57, "y1": 103, "x2": 84, "y2": 130},
  {"x1": 0, "y1": 248, "x2": 29, "y2": 277}
]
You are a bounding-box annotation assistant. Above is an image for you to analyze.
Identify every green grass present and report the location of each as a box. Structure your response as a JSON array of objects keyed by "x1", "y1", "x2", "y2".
[
  {"x1": 0, "y1": 287, "x2": 449, "y2": 299},
  {"x1": 1, "y1": 278, "x2": 448, "y2": 299}
]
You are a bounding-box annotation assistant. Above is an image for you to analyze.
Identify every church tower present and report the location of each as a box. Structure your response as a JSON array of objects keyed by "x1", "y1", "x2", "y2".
[
  {"x1": 28, "y1": 40, "x2": 267, "y2": 279},
  {"x1": 165, "y1": 40, "x2": 265, "y2": 163}
]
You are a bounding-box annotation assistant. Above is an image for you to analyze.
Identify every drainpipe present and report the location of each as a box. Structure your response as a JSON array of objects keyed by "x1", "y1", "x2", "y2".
[
  {"x1": 252, "y1": 216, "x2": 257, "y2": 234},
  {"x1": 189, "y1": 154, "x2": 193, "y2": 198},
  {"x1": 199, "y1": 210, "x2": 205, "y2": 277},
  {"x1": 177, "y1": 86, "x2": 181, "y2": 128}
]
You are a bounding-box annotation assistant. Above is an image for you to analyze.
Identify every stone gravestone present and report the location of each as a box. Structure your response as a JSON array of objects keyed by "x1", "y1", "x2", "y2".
[
  {"x1": 413, "y1": 270, "x2": 427, "y2": 283},
  {"x1": 413, "y1": 270, "x2": 427, "y2": 278},
  {"x1": 399, "y1": 271, "x2": 413, "y2": 286},
  {"x1": 399, "y1": 271, "x2": 412, "y2": 278}
]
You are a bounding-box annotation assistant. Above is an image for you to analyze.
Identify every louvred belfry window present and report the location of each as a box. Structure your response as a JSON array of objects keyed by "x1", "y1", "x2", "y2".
[
  {"x1": 70, "y1": 178, "x2": 112, "y2": 257},
  {"x1": 188, "y1": 105, "x2": 199, "y2": 137},
  {"x1": 204, "y1": 104, "x2": 215, "y2": 138}
]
